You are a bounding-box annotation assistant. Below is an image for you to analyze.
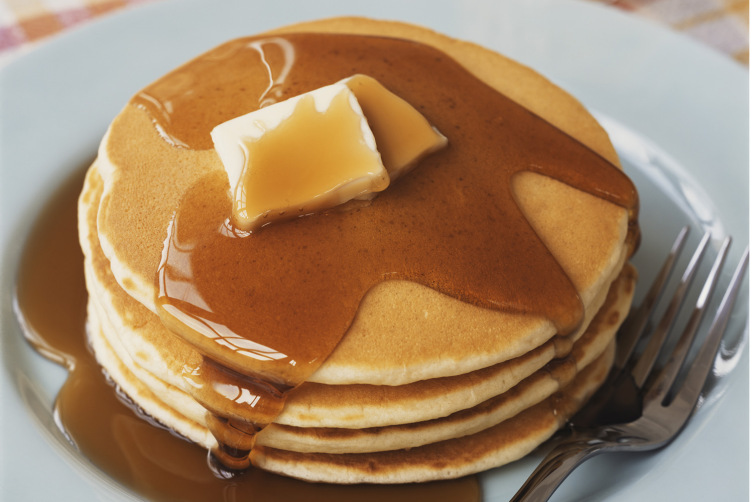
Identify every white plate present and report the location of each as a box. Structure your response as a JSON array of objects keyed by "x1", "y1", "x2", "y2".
[{"x1": 0, "y1": 0, "x2": 748, "y2": 500}]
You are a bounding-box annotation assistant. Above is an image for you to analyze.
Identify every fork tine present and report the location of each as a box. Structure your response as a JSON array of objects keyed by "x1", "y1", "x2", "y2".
[
  {"x1": 647, "y1": 237, "x2": 731, "y2": 403},
  {"x1": 614, "y1": 226, "x2": 690, "y2": 370},
  {"x1": 631, "y1": 231, "x2": 711, "y2": 387},
  {"x1": 666, "y1": 248, "x2": 749, "y2": 413},
  {"x1": 510, "y1": 240, "x2": 747, "y2": 502}
]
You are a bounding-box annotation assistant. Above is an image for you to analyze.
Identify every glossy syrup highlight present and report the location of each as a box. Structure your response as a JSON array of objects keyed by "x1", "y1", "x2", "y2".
[
  {"x1": 147, "y1": 33, "x2": 639, "y2": 466},
  {"x1": 14, "y1": 168, "x2": 481, "y2": 502}
]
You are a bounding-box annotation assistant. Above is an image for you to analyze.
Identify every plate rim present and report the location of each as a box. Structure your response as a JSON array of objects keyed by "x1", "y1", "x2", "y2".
[{"x1": 0, "y1": 1, "x2": 748, "y2": 501}]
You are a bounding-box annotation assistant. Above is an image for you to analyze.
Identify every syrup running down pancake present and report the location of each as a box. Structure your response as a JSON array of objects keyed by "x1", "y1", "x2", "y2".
[{"x1": 78, "y1": 17, "x2": 639, "y2": 483}]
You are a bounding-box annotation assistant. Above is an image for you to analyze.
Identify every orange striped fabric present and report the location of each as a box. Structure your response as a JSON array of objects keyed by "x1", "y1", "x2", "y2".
[
  {"x1": 0, "y1": 0, "x2": 748, "y2": 66},
  {"x1": 0, "y1": 0, "x2": 156, "y2": 54},
  {"x1": 602, "y1": 0, "x2": 749, "y2": 65}
]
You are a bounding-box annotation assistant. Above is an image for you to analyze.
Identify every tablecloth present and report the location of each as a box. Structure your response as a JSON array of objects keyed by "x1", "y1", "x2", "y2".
[{"x1": 0, "y1": 0, "x2": 748, "y2": 67}]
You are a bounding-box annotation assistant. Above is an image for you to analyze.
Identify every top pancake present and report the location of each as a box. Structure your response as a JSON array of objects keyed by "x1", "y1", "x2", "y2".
[{"x1": 93, "y1": 17, "x2": 632, "y2": 385}]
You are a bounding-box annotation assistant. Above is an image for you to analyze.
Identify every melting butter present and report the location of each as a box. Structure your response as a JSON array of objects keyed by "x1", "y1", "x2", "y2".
[
  {"x1": 211, "y1": 75, "x2": 447, "y2": 231},
  {"x1": 344, "y1": 75, "x2": 448, "y2": 181},
  {"x1": 212, "y1": 81, "x2": 388, "y2": 231}
]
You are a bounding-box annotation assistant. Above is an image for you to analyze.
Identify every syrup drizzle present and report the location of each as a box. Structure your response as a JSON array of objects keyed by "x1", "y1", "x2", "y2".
[
  {"x1": 14, "y1": 168, "x2": 480, "y2": 502},
  {"x1": 139, "y1": 33, "x2": 638, "y2": 468}
]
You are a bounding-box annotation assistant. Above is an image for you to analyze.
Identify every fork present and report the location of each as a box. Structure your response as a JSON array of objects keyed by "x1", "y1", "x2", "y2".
[{"x1": 511, "y1": 226, "x2": 749, "y2": 501}]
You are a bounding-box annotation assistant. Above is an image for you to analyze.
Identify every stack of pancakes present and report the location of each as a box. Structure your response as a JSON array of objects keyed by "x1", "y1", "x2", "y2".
[{"x1": 77, "y1": 18, "x2": 637, "y2": 484}]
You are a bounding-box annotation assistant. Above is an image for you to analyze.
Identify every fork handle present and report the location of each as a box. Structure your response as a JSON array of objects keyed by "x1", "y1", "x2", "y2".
[{"x1": 510, "y1": 435, "x2": 609, "y2": 502}]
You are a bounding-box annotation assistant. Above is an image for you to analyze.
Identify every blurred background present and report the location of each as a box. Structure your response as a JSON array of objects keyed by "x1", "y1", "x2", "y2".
[{"x1": 0, "y1": 0, "x2": 748, "y2": 67}]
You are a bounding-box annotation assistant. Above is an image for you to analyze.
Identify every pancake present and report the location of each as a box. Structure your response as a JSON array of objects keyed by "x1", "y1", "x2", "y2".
[
  {"x1": 250, "y1": 343, "x2": 615, "y2": 484},
  {"x1": 85, "y1": 256, "x2": 627, "y2": 453},
  {"x1": 93, "y1": 17, "x2": 634, "y2": 385},
  {"x1": 78, "y1": 16, "x2": 639, "y2": 482},
  {"x1": 86, "y1": 293, "x2": 615, "y2": 483},
  {"x1": 80, "y1": 164, "x2": 634, "y2": 434}
]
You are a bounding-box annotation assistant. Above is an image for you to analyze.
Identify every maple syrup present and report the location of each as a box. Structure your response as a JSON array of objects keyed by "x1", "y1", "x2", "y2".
[
  {"x1": 14, "y1": 167, "x2": 480, "y2": 502},
  {"x1": 15, "y1": 30, "x2": 638, "y2": 497},
  {"x1": 146, "y1": 33, "x2": 638, "y2": 466}
]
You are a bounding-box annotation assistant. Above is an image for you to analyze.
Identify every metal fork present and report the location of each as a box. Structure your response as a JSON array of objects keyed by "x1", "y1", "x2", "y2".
[{"x1": 512, "y1": 227, "x2": 749, "y2": 501}]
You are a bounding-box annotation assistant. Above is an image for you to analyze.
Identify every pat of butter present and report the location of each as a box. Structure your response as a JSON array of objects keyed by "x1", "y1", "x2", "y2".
[
  {"x1": 211, "y1": 75, "x2": 447, "y2": 231},
  {"x1": 212, "y1": 82, "x2": 389, "y2": 231},
  {"x1": 344, "y1": 75, "x2": 448, "y2": 181}
]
